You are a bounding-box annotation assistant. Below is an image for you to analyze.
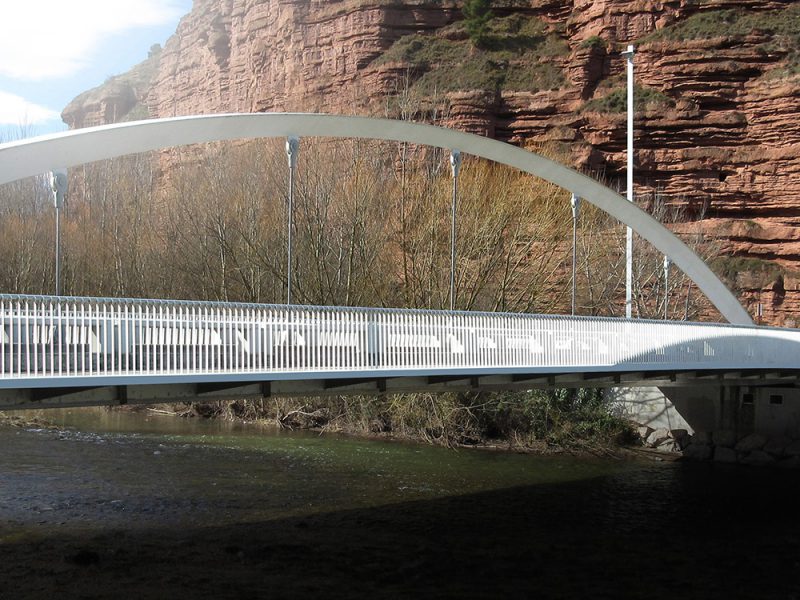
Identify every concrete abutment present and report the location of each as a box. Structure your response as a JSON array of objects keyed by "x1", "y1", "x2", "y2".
[{"x1": 612, "y1": 384, "x2": 800, "y2": 466}]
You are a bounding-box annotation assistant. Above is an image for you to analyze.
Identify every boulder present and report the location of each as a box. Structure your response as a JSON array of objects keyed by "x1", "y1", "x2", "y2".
[
  {"x1": 656, "y1": 439, "x2": 682, "y2": 453},
  {"x1": 683, "y1": 443, "x2": 712, "y2": 461},
  {"x1": 637, "y1": 425, "x2": 654, "y2": 441},
  {"x1": 670, "y1": 428, "x2": 689, "y2": 441},
  {"x1": 713, "y1": 446, "x2": 738, "y2": 464},
  {"x1": 784, "y1": 440, "x2": 800, "y2": 458},
  {"x1": 735, "y1": 433, "x2": 767, "y2": 453},
  {"x1": 740, "y1": 450, "x2": 776, "y2": 466},
  {"x1": 764, "y1": 436, "x2": 791, "y2": 458},
  {"x1": 646, "y1": 428, "x2": 671, "y2": 448},
  {"x1": 713, "y1": 430, "x2": 737, "y2": 448},
  {"x1": 670, "y1": 429, "x2": 690, "y2": 449}
]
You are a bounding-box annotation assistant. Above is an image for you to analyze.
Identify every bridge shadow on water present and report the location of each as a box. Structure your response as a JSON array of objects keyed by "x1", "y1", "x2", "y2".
[{"x1": 1, "y1": 462, "x2": 799, "y2": 599}]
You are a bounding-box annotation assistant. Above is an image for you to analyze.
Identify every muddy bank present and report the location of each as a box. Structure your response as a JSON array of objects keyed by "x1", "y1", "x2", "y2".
[{"x1": 156, "y1": 388, "x2": 639, "y2": 455}]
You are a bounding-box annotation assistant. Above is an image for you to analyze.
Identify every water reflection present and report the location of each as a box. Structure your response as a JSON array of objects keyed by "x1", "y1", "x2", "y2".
[{"x1": 1, "y1": 408, "x2": 799, "y2": 598}]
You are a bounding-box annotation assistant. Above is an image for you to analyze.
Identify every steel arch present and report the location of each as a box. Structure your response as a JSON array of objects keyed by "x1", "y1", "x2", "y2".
[{"x1": 0, "y1": 113, "x2": 752, "y2": 324}]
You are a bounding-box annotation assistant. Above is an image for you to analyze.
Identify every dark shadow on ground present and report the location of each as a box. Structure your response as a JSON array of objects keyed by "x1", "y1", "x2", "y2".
[{"x1": 1, "y1": 463, "x2": 799, "y2": 600}]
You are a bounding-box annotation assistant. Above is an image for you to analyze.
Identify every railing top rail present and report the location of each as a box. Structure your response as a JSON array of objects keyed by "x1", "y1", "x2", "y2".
[{"x1": 0, "y1": 292, "x2": 776, "y2": 333}]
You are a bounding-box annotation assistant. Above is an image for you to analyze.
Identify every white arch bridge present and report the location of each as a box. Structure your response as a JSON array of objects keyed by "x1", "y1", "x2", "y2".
[
  {"x1": 1, "y1": 113, "x2": 798, "y2": 411},
  {"x1": 1, "y1": 295, "x2": 800, "y2": 410}
]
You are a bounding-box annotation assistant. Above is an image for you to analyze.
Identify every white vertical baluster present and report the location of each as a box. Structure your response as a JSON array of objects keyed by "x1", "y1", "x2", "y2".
[
  {"x1": 0, "y1": 298, "x2": 5, "y2": 377},
  {"x1": 250, "y1": 306, "x2": 256, "y2": 372},
  {"x1": 87, "y1": 301, "x2": 93, "y2": 376},
  {"x1": 47, "y1": 300, "x2": 54, "y2": 376},
  {"x1": 14, "y1": 299, "x2": 20, "y2": 376},
  {"x1": 174, "y1": 304, "x2": 180, "y2": 373},
  {"x1": 358, "y1": 311, "x2": 364, "y2": 371},
  {"x1": 224, "y1": 305, "x2": 229, "y2": 373},
  {"x1": 305, "y1": 309, "x2": 311, "y2": 371},
  {"x1": 135, "y1": 303, "x2": 140, "y2": 374},
  {"x1": 384, "y1": 311, "x2": 390, "y2": 370},
  {"x1": 24, "y1": 300, "x2": 30, "y2": 376},
  {"x1": 239, "y1": 306, "x2": 244, "y2": 372},
  {"x1": 37, "y1": 298, "x2": 43, "y2": 375},
  {"x1": 232, "y1": 306, "x2": 237, "y2": 372},
  {"x1": 326, "y1": 310, "x2": 332, "y2": 371},
  {"x1": 277, "y1": 307, "x2": 283, "y2": 371},
  {"x1": 128, "y1": 302, "x2": 142, "y2": 374},
  {"x1": 212, "y1": 304, "x2": 217, "y2": 373},
  {"x1": 149, "y1": 303, "x2": 155, "y2": 374},
  {"x1": 288, "y1": 307, "x2": 293, "y2": 371},
  {"x1": 318, "y1": 310, "x2": 324, "y2": 371},
  {"x1": 161, "y1": 304, "x2": 166, "y2": 374},
  {"x1": 331, "y1": 309, "x2": 337, "y2": 370},
  {"x1": 92, "y1": 302, "x2": 98, "y2": 375},
  {"x1": 191, "y1": 305, "x2": 197, "y2": 373},
  {"x1": 120, "y1": 302, "x2": 126, "y2": 375},
  {"x1": 267, "y1": 308, "x2": 273, "y2": 371},
  {"x1": 312, "y1": 310, "x2": 318, "y2": 372},
  {"x1": 259, "y1": 306, "x2": 264, "y2": 372},
  {"x1": 217, "y1": 304, "x2": 229, "y2": 373},
  {"x1": 135, "y1": 303, "x2": 141, "y2": 374},
  {"x1": 78, "y1": 301, "x2": 84, "y2": 376},
  {"x1": 347, "y1": 311, "x2": 353, "y2": 370},
  {"x1": 205, "y1": 305, "x2": 211, "y2": 373},
  {"x1": 392, "y1": 311, "x2": 398, "y2": 370},
  {"x1": 391, "y1": 312, "x2": 398, "y2": 369},
  {"x1": 142, "y1": 303, "x2": 147, "y2": 374},
  {"x1": 70, "y1": 300, "x2": 75, "y2": 376}
]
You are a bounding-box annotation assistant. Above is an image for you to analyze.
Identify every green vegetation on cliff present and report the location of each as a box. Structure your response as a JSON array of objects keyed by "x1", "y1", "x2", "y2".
[
  {"x1": 645, "y1": 5, "x2": 800, "y2": 44},
  {"x1": 581, "y1": 85, "x2": 675, "y2": 114},
  {"x1": 463, "y1": 0, "x2": 493, "y2": 47},
  {"x1": 375, "y1": 13, "x2": 567, "y2": 95},
  {"x1": 643, "y1": 4, "x2": 800, "y2": 79}
]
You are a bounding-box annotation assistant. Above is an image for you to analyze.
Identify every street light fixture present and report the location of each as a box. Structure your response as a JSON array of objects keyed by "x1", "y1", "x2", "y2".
[
  {"x1": 570, "y1": 193, "x2": 581, "y2": 316},
  {"x1": 449, "y1": 150, "x2": 462, "y2": 312},
  {"x1": 49, "y1": 169, "x2": 67, "y2": 296},
  {"x1": 663, "y1": 255, "x2": 672, "y2": 320},
  {"x1": 285, "y1": 136, "x2": 299, "y2": 305},
  {"x1": 622, "y1": 44, "x2": 635, "y2": 319}
]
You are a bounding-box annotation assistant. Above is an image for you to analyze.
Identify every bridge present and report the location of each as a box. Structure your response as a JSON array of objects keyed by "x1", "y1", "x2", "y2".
[
  {"x1": 0, "y1": 113, "x2": 797, "y2": 438},
  {"x1": 0, "y1": 294, "x2": 799, "y2": 410}
]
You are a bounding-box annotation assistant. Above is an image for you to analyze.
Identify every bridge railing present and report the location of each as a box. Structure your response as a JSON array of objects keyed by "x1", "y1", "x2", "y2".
[{"x1": 1, "y1": 294, "x2": 799, "y2": 382}]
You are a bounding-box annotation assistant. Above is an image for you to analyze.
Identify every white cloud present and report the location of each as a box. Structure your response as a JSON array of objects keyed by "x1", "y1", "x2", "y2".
[
  {"x1": 0, "y1": 91, "x2": 60, "y2": 126},
  {"x1": 0, "y1": 0, "x2": 185, "y2": 81}
]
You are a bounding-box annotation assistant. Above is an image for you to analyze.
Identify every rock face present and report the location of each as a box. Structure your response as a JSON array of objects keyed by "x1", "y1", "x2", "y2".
[{"x1": 61, "y1": 0, "x2": 800, "y2": 325}]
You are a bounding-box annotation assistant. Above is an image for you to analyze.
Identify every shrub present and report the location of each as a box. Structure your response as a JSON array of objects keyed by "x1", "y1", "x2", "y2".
[{"x1": 463, "y1": 0, "x2": 493, "y2": 47}]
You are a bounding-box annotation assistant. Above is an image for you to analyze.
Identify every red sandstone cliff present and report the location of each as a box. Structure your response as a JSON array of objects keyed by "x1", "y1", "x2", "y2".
[{"x1": 61, "y1": 0, "x2": 800, "y2": 324}]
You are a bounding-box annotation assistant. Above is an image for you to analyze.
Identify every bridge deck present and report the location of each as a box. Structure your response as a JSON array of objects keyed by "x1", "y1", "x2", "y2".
[{"x1": 2, "y1": 294, "x2": 799, "y2": 409}]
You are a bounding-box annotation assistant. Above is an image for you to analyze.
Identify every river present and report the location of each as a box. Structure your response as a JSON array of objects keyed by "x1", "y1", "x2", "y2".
[{"x1": 0, "y1": 408, "x2": 798, "y2": 599}]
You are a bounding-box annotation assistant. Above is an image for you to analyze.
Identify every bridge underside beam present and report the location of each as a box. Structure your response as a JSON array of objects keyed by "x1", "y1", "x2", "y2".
[{"x1": 3, "y1": 368, "x2": 800, "y2": 411}]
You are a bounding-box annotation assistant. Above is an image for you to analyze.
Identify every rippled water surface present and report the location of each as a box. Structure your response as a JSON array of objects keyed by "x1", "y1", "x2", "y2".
[{"x1": 1, "y1": 409, "x2": 799, "y2": 599}]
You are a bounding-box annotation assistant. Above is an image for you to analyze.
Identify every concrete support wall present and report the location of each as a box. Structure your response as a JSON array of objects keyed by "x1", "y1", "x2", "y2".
[
  {"x1": 614, "y1": 384, "x2": 800, "y2": 464},
  {"x1": 607, "y1": 386, "x2": 694, "y2": 433}
]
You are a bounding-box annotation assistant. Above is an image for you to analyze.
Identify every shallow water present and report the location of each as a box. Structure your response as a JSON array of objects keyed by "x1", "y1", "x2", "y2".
[{"x1": 1, "y1": 409, "x2": 799, "y2": 599}]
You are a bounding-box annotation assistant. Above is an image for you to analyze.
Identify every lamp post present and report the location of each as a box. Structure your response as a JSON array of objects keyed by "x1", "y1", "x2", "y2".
[
  {"x1": 449, "y1": 150, "x2": 462, "y2": 312},
  {"x1": 663, "y1": 255, "x2": 671, "y2": 320},
  {"x1": 622, "y1": 44, "x2": 635, "y2": 319},
  {"x1": 570, "y1": 193, "x2": 581, "y2": 316},
  {"x1": 49, "y1": 169, "x2": 67, "y2": 296},
  {"x1": 285, "y1": 137, "x2": 299, "y2": 305}
]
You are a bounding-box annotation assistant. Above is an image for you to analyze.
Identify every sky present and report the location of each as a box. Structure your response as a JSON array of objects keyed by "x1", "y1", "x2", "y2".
[{"x1": 0, "y1": 0, "x2": 193, "y2": 137}]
